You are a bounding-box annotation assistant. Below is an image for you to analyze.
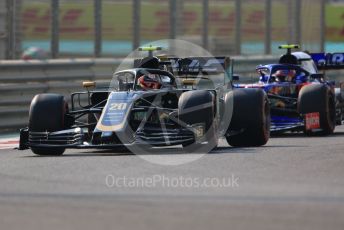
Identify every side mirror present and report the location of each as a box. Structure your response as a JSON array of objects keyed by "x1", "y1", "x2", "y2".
[
  {"x1": 232, "y1": 75, "x2": 240, "y2": 81},
  {"x1": 310, "y1": 73, "x2": 324, "y2": 79},
  {"x1": 83, "y1": 81, "x2": 96, "y2": 88}
]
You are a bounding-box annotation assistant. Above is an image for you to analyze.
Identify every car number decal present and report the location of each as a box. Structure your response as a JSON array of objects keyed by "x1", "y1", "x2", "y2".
[{"x1": 109, "y1": 103, "x2": 127, "y2": 111}]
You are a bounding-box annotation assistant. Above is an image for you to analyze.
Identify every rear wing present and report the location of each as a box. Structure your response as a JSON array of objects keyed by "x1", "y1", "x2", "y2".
[
  {"x1": 134, "y1": 56, "x2": 231, "y2": 77},
  {"x1": 167, "y1": 57, "x2": 231, "y2": 76},
  {"x1": 311, "y1": 53, "x2": 344, "y2": 70}
]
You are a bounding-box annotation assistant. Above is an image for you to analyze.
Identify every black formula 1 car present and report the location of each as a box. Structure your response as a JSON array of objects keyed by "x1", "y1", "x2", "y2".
[
  {"x1": 19, "y1": 47, "x2": 270, "y2": 155},
  {"x1": 235, "y1": 45, "x2": 344, "y2": 135}
]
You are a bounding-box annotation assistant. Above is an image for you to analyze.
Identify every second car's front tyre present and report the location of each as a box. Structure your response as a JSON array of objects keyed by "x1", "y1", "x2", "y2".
[{"x1": 298, "y1": 84, "x2": 336, "y2": 136}]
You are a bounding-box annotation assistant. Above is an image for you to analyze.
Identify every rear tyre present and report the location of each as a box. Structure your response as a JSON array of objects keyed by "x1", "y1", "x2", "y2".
[
  {"x1": 178, "y1": 90, "x2": 217, "y2": 152},
  {"x1": 29, "y1": 94, "x2": 68, "y2": 156},
  {"x1": 226, "y1": 89, "x2": 270, "y2": 147},
  {"x1": 298, "y1": 84, "x2": 336, "y2": 136}
]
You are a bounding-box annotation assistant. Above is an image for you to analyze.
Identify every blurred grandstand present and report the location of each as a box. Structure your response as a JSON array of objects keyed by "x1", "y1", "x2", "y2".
[{"x1": 1, "y1": 0, "x2": 343, "y2": 59}]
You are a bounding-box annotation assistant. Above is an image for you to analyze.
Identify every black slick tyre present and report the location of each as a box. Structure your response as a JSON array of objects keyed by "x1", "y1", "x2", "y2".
[
  {"x1": 226, "y1": 88, "x2": 270, "y2": 147},
  {"x1": 178, "y1": 90, "x2": 217, "y2": 152},
  {"x1": 298, "y1": 84, "x2": 336, "y2": 136},
  {"x1": 29, "y1": 94, "x2": 68, "y2": 155}
]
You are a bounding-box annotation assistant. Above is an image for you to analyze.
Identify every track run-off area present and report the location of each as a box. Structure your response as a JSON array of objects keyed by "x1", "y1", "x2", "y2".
[{"x1": 1, "y1": 126, "x2": 344, "y2": 230}]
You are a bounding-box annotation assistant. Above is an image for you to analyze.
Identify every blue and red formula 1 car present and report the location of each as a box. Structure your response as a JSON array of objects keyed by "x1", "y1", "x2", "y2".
[{"x1": 235, "y1": 45, "x2": 344, "y2": 135}]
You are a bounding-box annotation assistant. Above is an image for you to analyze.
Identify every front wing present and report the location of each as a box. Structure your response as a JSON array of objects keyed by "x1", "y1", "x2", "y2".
[{"x1": 19, "y1": 126, "x2": 195, "y2": 150}]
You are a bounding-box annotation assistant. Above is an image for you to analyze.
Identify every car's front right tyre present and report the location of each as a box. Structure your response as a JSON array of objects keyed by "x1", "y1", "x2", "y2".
[{"x1": 29, "y1": 94, "x2": 68, "y2": 156}]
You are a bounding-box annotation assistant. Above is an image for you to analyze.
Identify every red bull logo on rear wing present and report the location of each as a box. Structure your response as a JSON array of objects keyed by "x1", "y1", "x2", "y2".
[{"x1": 311, "y1": 53, "x2": 344, "y2": 70}]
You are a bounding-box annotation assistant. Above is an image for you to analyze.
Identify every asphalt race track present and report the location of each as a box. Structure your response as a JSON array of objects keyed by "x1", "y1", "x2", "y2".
[{"x1": 1, "y1": 126, "x2": 344, "y2": 230}]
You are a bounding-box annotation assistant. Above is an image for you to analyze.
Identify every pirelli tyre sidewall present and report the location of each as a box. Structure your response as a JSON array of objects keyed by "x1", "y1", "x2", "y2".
[
  {"x1": 298, "y1": 84, "x2": 336, "y2": 135},
  {"x1": 178, "y1": 90, "x2": 217, "y2": 152},
  {"x1": 226, "y1": 88, "x2": 270, "y2": 147},
  {"x1": 29, "y1": 93, "x2": 68, "y2": 155}
]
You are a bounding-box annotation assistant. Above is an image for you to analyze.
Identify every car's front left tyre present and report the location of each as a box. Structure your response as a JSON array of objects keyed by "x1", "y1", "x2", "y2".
[
  {"x1": 178, "y1": 90, "x2": 217, "y2": 152},
  {"x1": 226, "y1": 88, "x2": 270, "y2": 147}
]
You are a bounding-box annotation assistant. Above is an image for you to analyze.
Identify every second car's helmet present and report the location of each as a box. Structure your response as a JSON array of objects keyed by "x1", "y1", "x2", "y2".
[
  {"x1": 273, "y1": 69, "x2": 296, "y2": 82},
  {"x1": 138, "y1": 74, "x2": 162, "y2": 90}
]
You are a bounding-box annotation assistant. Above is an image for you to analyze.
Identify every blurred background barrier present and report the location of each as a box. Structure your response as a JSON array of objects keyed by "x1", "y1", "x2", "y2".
[
  {"x1": 0, "y1": 58, "x2": 118, "y2": 132},
  {"x1": 1, "y1": 0, "x2": 344, "y2": 59},
  {"x1": 1, "y1": 56, "x2": 344, "y2": 133}
]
